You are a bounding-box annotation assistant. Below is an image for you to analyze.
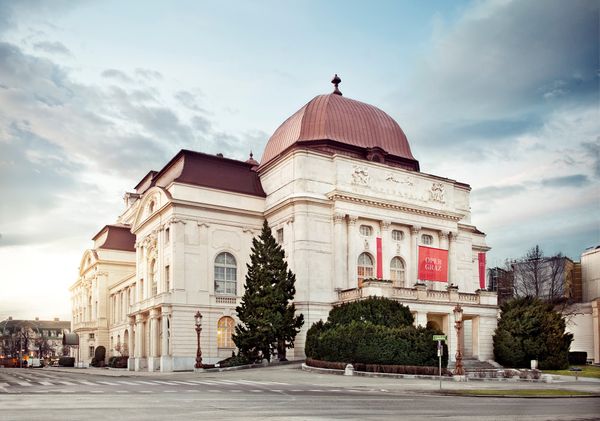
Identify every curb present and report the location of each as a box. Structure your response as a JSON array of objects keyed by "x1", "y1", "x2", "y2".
[{"x1": 433, "y1": 391, "x2": 600, "y2": 399}]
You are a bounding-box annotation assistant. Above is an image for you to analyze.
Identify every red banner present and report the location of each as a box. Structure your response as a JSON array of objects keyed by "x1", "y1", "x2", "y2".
[
  {"x1": 376, "y1": 237, "x2": 382, "y2": 279},
  {"x1": 478, "y1": 252, "x2": 486, "y2": 289},
  {"x1": 418, "y1": 246, "x2": 448, "y2": 282}
]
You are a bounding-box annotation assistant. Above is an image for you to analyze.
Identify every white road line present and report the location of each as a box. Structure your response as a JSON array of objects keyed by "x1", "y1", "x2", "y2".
[
  {"x1": 116, "y1": 390, "x2": 129, "y2": 393},
  {"x1": 78, "y1": 381, "x2": 96, "y2": 386},
  {"x1": 230, "y1": 390, "x2": 242, "y2": 392},
  {"x1": 116, "y1": 381, "x2": 138, "y2": 385},
  {"x1": 89, "y1": 390, "x2": 104, "y2": 394},
  {"x1": 139, "y1": 391, "x2": 152, "y2": 393},
  {"x1": 16, "y1": 382, "x2": 32, "y2": 386},
  {"x1": 38, "y1": 381, "x2": 53, "y2": 386},
  {"x1": 188, "y1": 380, "x2": 214, "y2": 385},
  {"x1": 207, "y1": 390, "x2": 221, "y2": 393},
  {"x1": 58, "y1": 381, "x2": 76, "y2": 386},
  {"x1": 267, "y1": 381, "x2": 289, "y2": 385},
  {"x1": 96, "y1": 381, "x2": 119, "y2": 386},
  {"x1": 152, "y1": 380, "x2": 178, "y2": 385},
  {"x1": 249, "y1": 389, "x2": 262, "y2": 393},
  {"x1": 173, "y1": 381, "x2": 197, "y2": 386},
  {"x1": 270, "y1": 389, "x2": 283, "y2": 393},
  {"x1": 134, "y1": 381, "x2": 156, "y2": 385},
  {"x1": 0, "y1": 383, "x2": 9, "y2": 388},
  {"x1": 164, "y1": 390, "x2": 177, "y2": 393}
]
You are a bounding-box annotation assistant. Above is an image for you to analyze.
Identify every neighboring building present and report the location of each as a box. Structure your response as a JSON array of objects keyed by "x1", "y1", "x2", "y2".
[
  {"x1": 70, "y1": 78, "x2": 497, "y2": 371},
  {"x1": 487, "y1": 267, "x2": 513, "y2": 305},
  {"x1": 0, "y1": 316, "x2": 70, "y2": 361},
  {"x1": 511, "y1": 255, "x2": 576, "y2": 302},
  {"x1": 566, "y1": 246, "x2": 600, "y2": 363}
]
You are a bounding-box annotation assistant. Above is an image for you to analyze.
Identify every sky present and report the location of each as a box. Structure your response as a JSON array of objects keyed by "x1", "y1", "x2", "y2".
[{"x1": 0, "y1": 0, "x2": 598, "y2": 321}]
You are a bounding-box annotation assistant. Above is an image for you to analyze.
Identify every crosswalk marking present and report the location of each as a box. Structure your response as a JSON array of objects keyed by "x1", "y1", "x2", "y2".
[
  {"x1": 58, "y1": 381, "x2": 76, "y2": 386},
  {"x1": 96, "y1": 381, "x2": 119, "y2": 386},
  {"x1": 172, "y1": 381, "x2": 197, "y2": 386},
  {"x1": 116, "y1": 381, "x2": 138, "y2": 385},
  {"x1": 38, "y1": 381, "x2": 53, "y2": 386},
  {"x1": 152, "y1": 380, "x2": 178, "y2": 385},
  {"x1": 134, "y1": 381, "x2": 156, "y2": 385},
  {"x1": 78, "y1": 380, "x2": 96, "y2": 386},
  {"x1": 16, "y1": 382, "x2": 32, "y2": 386}
]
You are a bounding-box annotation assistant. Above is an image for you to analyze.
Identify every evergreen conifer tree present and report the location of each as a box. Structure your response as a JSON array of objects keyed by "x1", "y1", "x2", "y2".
[{"x1": 233, "y1": 220, "x2": 304, "y2": 362}]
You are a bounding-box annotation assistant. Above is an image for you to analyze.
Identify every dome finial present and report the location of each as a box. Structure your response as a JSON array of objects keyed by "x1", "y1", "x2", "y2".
[{"x1": 331, "y1": 74, "x2": 342, "y2": 96}]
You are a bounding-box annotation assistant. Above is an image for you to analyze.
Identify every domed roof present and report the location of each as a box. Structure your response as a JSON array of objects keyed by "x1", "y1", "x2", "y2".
[{"x1": 260, "y1": 86, "x2": 418, "y2": 170}]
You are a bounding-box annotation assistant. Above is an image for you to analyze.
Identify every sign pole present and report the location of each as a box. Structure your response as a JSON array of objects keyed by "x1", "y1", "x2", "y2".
[{"x1": 438, "y1": 340, "x2": 442, "y2": 390}]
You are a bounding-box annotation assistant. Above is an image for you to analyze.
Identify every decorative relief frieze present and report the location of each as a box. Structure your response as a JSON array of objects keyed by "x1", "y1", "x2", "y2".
[
  {"x1": 386, "y1": 173, "x2": 413, "y2": 186},
  {"x1": 364, "y1": 239, "x2": 370, "y2": 250},
  {"x1": 333, "y1": 213, "x2": 345, "y2": 224},
  {"x1": 429, "y1": 182, "x2": 446, "y2": 203},
  {"x1": 351, "y1": 166, "x2": 370, "y2": 186}
]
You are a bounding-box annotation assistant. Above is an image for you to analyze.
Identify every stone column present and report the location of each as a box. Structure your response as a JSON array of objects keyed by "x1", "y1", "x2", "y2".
[
  {"x1": 127, "y1": 317, "x2": 135, "y2": 371},
  {"x1": 134, "y1": 314, "x2": 144, "y2": 371},
  {"x1": 148, "y1": 308, "x2": 160, "y2": 371},
  {"x1": 380, "y1": 220, "x2": 391, "y2": 279},
  {"x1": 449, "y1": 232, "x2": 459, "y2": 288},
  {"x1": 347, "y1": 216, "x2": 358, "y2": 289},
  {"x1": 160, "y1": 307, "x2": 172, "y2": 372},
  {"x1": 333, "y1": 213, "x2": 346, "y2": 291},
  {"x1": 410, "y1": 226, "x2": 421, "y2": 285}
]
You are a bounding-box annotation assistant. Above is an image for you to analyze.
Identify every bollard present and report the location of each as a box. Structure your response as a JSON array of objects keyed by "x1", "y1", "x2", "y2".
[{"x1": 344, "y1": 364, "x2": 354, "y2": 376}]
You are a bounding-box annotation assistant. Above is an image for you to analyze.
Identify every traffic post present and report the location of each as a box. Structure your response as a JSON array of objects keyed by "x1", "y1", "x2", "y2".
[{"x1": 433, "y1": 335, "x2": 447, "y2": 389}]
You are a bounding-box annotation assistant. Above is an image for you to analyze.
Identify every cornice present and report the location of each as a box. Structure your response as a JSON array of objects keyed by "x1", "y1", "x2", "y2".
[{"x1": 327, "y1": 191, "x2": 464, "y2": 222}]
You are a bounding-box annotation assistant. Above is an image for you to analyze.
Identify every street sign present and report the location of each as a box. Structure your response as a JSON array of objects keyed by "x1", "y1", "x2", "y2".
[{"x1": 432, "y1": 335, "x2": 447, "y2": 341}]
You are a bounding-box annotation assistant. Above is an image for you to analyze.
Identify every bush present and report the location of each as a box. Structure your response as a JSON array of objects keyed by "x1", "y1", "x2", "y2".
[
  {"x1": 568, "y1": 352, "x2": 587, "y2": 365},
  {"x1": 306, "y1": 320, "x2": 447, "y2": 368},
  {"x1": 327, "y1": 296, "x2": 414, "y2": 328},
  {"x1": 107, "y1": 356, "x2": 128, "y2": 368},
  {"x1": 58, "y1": 356, "x2": 75, "y2": 367},
  {"x1": 216, "y1": 353, "x2": 250, "y2": 368},
  {"x1": 493, "y1": 296, "x2": 572, "y2": 370}
]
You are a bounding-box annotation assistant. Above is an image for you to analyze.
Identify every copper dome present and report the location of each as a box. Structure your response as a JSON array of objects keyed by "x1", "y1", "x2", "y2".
[{"x1": 260, "y1": 93, "x2": 419, "y2": 170}]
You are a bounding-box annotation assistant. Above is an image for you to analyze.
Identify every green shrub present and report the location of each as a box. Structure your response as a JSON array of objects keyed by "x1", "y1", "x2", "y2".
[
  {"x1": 58, "y1": 356, "x2": 75, "y2": 367},
  {"x1": 493, "y1": 296, "x2": 572, "y2": 369},
  {"x1": 306, "y1": 320, "x2": 447, "y2": 367},
  {"x1": 328, "y1": 296, "x2": 414, "y2": 328}
]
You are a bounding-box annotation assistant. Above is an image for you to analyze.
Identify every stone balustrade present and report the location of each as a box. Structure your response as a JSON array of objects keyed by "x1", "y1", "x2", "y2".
[
  {"x1": 73, "y1": 320, "x2": 97, "y2": 330},
  {"x1": 336, "y1": 280, "x2": 497, "y2": 306}
]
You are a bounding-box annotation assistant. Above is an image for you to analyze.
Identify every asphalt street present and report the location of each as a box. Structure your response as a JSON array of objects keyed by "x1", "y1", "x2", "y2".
[{"x1": 0, "y1": 366, "x2": 599, "y2": 420}]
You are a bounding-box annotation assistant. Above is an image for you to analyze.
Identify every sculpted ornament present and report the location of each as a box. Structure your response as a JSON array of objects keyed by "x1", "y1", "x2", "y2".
[
  {"x1": 352, "y1": 166, "x2": 370, "y2": 186},
  {"x1": 386, "y1": 173, "x2": 413, "y2": 186},
  {"x1": 429, "y1": 183, "x2": 445, "y2": 203}
]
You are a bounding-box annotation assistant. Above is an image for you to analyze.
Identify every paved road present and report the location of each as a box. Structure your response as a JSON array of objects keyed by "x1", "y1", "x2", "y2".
[{"x1": 0, "y1": 367, "x2": 598, "y2": 420}]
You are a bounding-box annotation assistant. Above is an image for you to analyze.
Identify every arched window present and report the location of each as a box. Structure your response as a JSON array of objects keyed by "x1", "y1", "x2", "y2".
[
  {"x1": 214, "y1": 252, "x2": 237, "y2": 295},
  {"x1": 217, "y1": 316, "x2": 235, "y2": 348},
  {"x1": 390, "y1": 257, "x2": 406, "y2": 287},
  {"x1": 421, "y1": 234, "x2": 433, "y2": 245},
  {"x1": 357, "y1": 253, "x2": 374, "y2": 287},
  {"x1": 148, "y1": 200, "x2": 155, "y2": 214}
]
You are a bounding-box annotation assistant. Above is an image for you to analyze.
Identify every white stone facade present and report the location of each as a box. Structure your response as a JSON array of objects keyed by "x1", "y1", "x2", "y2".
[{"x1": 70, "y1": 90, "x2": 498, "y2": 371}]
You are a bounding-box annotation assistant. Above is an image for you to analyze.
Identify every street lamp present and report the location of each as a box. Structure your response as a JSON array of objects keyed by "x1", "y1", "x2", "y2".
[
  {"x1": 453, "y1": 304, "x2": 465, "y2": 376},
  {"x1": 194, "y1": 311, "x2": 203, "y2": 369}
]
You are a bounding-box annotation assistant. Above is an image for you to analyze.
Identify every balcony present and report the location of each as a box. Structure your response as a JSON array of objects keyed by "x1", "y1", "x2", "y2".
[
  {"x1": 336, "y1": 280, "x2": 497, "y2": 306},
  {"x1": 72, "y1": 321, "x2": 97, "y2": 331}
]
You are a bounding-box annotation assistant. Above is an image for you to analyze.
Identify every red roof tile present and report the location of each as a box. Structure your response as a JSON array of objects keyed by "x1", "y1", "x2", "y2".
[{"x1": 92, "y1": 224, "x2": 136, "y2": 252}]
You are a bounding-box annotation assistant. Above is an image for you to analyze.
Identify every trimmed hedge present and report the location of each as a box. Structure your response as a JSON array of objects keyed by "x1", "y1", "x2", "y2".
[
  {"x1": 306, "y1": 358, "x2": 451, "y2": 376},
  {"x1": 306, "y1": 320, "x2": 448, "y2": 368},
  {"x1": 327, "y1": 296, "x2": 414, "y2": 328},
  {"x1": 107, "y1": 356, "x2": 128, "y2": 368}
]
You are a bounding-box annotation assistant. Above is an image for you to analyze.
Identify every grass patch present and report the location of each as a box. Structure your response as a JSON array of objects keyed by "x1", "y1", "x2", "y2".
[
  {"x1": 449, "y1": 389, "x2": 593, "y2": 397},
  {"x1": 543, "y1": 365, "x2": 600, "y2": 379}
]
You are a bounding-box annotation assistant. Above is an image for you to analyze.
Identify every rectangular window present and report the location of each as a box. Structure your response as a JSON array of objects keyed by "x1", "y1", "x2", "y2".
[
  {"x1": 165, "y1": 227, "x2": 170, "y2": 243},
  {"x1": 360, "y1": 225, "x2": 373, "y2": 236},
  {"x1": 392, "y1": 229, "x2": 404, "y2": 241},
  {"x1": 89, "y1": 333, "x2": 95, "y2": 340},
  {"x1": 89, "y1": 346, "x2": 94, "y2": 358},
  {"x1": 277, "y1": 228, "x2": 284, "y2": 243},
  {"x1": 165, "y1": 265, "x2": 171, "y2": 290}
]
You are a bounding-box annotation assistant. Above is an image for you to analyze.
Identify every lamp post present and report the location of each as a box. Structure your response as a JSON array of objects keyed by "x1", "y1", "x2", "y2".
[
  {"x1": 453, "y1": 304, "x2": 465, "y2": 376},
  {"x1": 194, "y1": 311, "x2": 203, "y2": 369}
]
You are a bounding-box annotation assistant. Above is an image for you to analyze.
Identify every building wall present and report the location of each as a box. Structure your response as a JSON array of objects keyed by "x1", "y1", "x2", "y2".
[{"x1": 582, "y1": 247, "x2": 600, "y2": 302}]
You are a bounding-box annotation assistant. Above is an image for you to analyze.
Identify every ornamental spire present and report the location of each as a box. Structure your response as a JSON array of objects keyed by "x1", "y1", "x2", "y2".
[{"x1": 331, "y1": 74, "x2": 342, "y2": 96}]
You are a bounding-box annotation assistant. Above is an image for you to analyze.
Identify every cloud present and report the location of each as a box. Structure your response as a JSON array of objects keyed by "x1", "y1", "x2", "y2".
[
  {"x1": 101, "y1": 68, "x2": 133, "y2": 84},
  {"x1": 135, "y1": 68, "x2": 162, "y2": 80},
  {"x1": 174, "y1": 90, "x2": 205, "y2": 112},
  {"x1": 32, "y1": 40, "x2": 71, "y2": 56},
  {"x1": 582, "y1": 139, "x2": 600, "y2": 178},
  {"x1": 541, "y1": 174, "x2": 590, "y2": 188}
]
